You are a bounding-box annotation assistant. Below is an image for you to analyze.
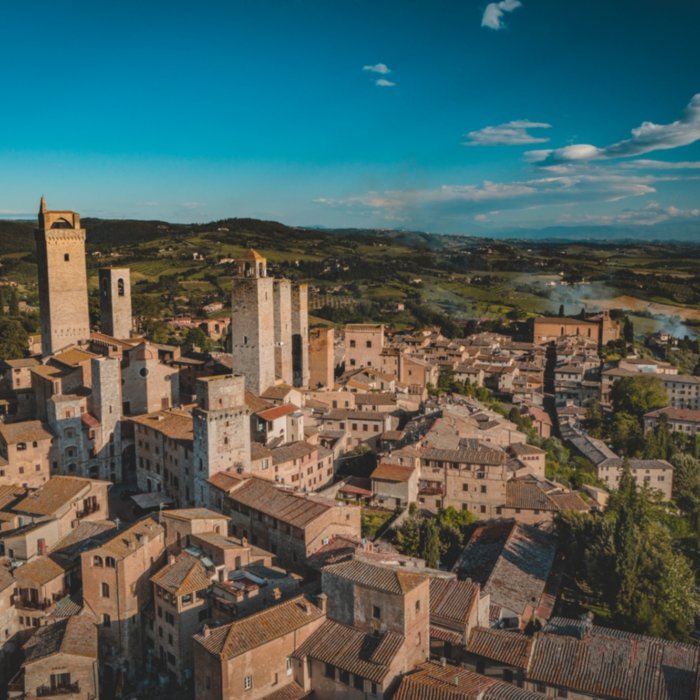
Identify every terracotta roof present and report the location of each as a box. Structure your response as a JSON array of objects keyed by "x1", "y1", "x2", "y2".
[
  {"x1": 0, "y1": 564, "x2": 14, "y2": 592},
  {"x1": 394, "y1": 662, "x2": 546, "y2": 700},
  {"x1": 467, "y1": 627, "x2": 533, "y2": 669},
  {"x1": 0, "y1": 420, "x2": 53, "y2": 445},
  {"x1": 323, "y1": 559, "x2": 428, "y2": 595},
  {"x1": 2, "y1": 358, "x2": 40, "y2": 369},
  {"x1": 162, "y1": 508, "x2": 227, "y2": 522},
  {"x1": 506, "y1": 478, "x2": 588, "y2": 513},
  {"x1": 151, "y1": 552, "x2": 212, "y2": 595},
  {"x1": 0, "y1": 484, "x2": 26, "y2": 510},
  {"x1": 14, "y1": 476, "x2": 101, "y2": 516},
  {"x1": 228, "y1": 477, "x2": 339, "y2": 528},
  {"x1": 599, "y1": 458, "x2": 673, "y2": 471},
  {"x1": 195, "y1": 595, "x2": 323, "y2": 659},
  {"x1": 263, "y1": 682, "x2": 310, "y2": 700},
  {"x1": 430, "y1": 578, "x2": 479, "y2": 633},
  {"x1": 97, "y1": 517, "x2": 163, "y2": 558},
  {"x1": 508, "y1": 443, "x2": 545, "y2": 456},
  {"x1": 245, "y1": 391, "x2": 274, "y2": 413},
  {"x1": 130, "y1": 408, "x2": 193, "y2": 443},
  {"x1": 293, "y1": 619, "x2": 403, "y2": 684},
  {"x1": 207, "y1": 469, "x2": 246, "y2": 493},
  {"x1": 371, "y1": 463, "x2": 415, "y2": 483},
  {"x1": 261, "y1": 384, "x2": 296, "y2": 400},
  {"x1": 645, "y1": 406, "x2": 700, "y2": 422},
  {"x1": 422, "y1": 445, "x2": 506, "y2": 466},
  {"x1": 530, "y1": 617, "x2": 700, "y2": 700},
  {"x1": 15, "y1": 556, "x2": 67, "y2": 587},
  {"x1": 256, "y1": 403, "x2": 300, "y2": 421},
  {"x1": 251, "y1": 442, "x2": 273, "y2": 460},
  {"x1": 23, "y1": 615, "x2": 98, "y2": 663},
  {"x1": 52, "y1": 347, "x2": 99, "y2": 367},
  {"x1": 355, "y1": 393, "x2": 397, "y2": 406},
  {"x1": 270, "y1": 441, "x2": 317, "y2": 465}
]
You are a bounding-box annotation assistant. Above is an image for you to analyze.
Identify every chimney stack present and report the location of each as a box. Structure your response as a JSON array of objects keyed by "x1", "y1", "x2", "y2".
[{"x1": 317, "y1": 592, "x2": 328, "y2": 614}]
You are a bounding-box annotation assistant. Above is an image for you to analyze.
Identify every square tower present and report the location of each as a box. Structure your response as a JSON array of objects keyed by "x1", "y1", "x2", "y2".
[
  {"x1": 291, "y1": 283, "x2": 309, "y2": 388},
  {"x1": 192, "y1": 374, "x2": 250, "y2": 506},
  {"x1": 273, "y1": 278, "x2": 293, "y2": 384},
  {"x1": 231, "y1": 250, "x2": 275, "y2": 395},
  {"x1": 35, "y1": 197, "x2": 90, "y2": 355},
  {"x1": 99, "y1": 267, "x2": 133, "y2": 339}
]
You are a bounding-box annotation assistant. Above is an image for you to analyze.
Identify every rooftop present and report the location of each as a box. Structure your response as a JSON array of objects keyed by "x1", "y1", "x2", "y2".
[
  {"x1": 323, "y1": 559, "x2": 428, "y2": 595},
  {"x1": 14, "y1": 476, "x2": 103, "y2": 516},
  {"x1": 23, "y1": 615, "x2": 98, "y2": 663},
  {"x1": 151, "y1": 552, "x2": 212, "y2": 595},
  {"x1": 130, "y1": 407, "x2": 193, "y2": 443},
  {"x1": 0, "y1": 420, "x2": 53, "y2": 445}
]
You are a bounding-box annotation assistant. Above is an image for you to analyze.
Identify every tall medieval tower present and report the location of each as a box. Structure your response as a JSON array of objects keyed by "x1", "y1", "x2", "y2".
[
  {"x1": 99, "y1": 267, "x2": 133, "y2": 339},
  {"x1": 230, "y1": 250, "x2": 275, "y2": 395},
  {"x1": 192, "y1": 375, "x2": 250, "y2": 506},
  {"x1": 35, "y1": 197, "x2": 90, "y2": 355}
]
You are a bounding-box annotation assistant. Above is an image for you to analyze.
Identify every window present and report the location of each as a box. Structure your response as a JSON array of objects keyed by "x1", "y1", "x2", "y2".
[
  {"x1": 102, "y1": 614, "x2": 111, "y2": 628},
  {"x1": 101, "y1": 582, "x2": 110, "y2": 598},
  {"x1": 325, "y1": 663, "x2": 335, "y2": 679},
  {"x1": 372, "y1": 605, "x2": 381, "y2": 619},
  {"x1": 349, "y1": 340, "x2": 356, "y2": 348},
  {"x1": 366, "y1": 340, "x2": 372, "y2": 348},
  {"x1": 415, "y1": 599, "x2": 421, "y2": 613},
  {"x1": 286, "y1": 657, "x2": 293, "y2": 676},
  {"x1": 556, "y1": 690, "x2": 568, "y2": 699},
  {"x1": 480, "y1": 485, "x2": 487, "y2": 493},
  {"x1": 93, "y1": 555, "x2": 103, "y2": 567},
  {"x1": 340, "y1": 670, "x2": 350, "y2": 685},
  {"x1": 118, "y1": 278, "x2": 125, "y2": 296},
  {"x1": 354, "y1": 675, "x2": 364, "y2": 691},
  {"x1": 503, "y1": 669, "x2": 514, "y2": 683},
  {"x1": 64, "y1": 253, "x2": 70, "y2": 261},
  {"x1": 244, "y1": 676, "x2": 253, "y2": 690},
  {"x1": 105, "y1": 556, "x2": 116, "y2": 568}
]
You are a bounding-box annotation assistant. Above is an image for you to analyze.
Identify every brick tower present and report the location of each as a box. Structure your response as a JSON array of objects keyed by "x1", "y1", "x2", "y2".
[
  {"x1": 230, "y1": 250, "x2": 275, "y2": 395},
  {"x1": 99, "y1": 267, "x2": 133, "y2": 339},
  {"x1": 35, "y1": 197, "x2": 90, "y2": 355}
]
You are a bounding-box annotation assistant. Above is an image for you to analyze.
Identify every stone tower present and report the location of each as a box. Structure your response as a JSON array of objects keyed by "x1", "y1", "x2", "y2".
[
  {"x1": 99, "y1": 267, "x2": 133, "y2": 339},
  {"x1": 35, "y1": 197, "x2": 90, "y2": 355},
  {"x1": 192, "y1": 374, "x2": 250, "y2": 506},
  {"x1": 273, "y1": 278, "x2": 293, "y2": 385},
  {"x1": 231, "y1": 250, "x2": 275, "y2": 395},
  {"x1": 89, "y1": 356, "x2": 123, "y2": 482},
  {"x1": 291, "y1": 283, "x2": 309, "y2": 388}
]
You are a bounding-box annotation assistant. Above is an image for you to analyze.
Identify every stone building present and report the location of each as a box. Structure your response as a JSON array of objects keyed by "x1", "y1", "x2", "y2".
[
  {"x1": 192, "y1": 375, "x2": 250, "y2": 507},
  {"x1": 598, "y1": 457, "x2": 674, "y2": 500},
  {"x1": 8, "y1": 615, "x2": 99, "y2": 700},
  {"x1": 35, "y1": 197, "x2": 91, "y2": 356},
  {"x1": 193, "y1": 594, "x2": 325, "y2": 700},
  {"x1": 273, "y1": 278, "x2": 293, "y2": 385},
  {"x1": 99, "y1": 266, "x2": 133, "y2": 339},
  {"x1": 81, "y1": 517, "x2": 166, "y2": 679},
  {"x1": 231, "y1": 251, "x2": 276, "y2": 396},
  {"x1": 0, "y1": 421, "x2": 54, "y2": 488},
  {"x1": 345, "y1": 324, "x2": 385, "y2": 370},
  {"x1": 121, "y1": 341, "x2": 180, "y2": 415},
  {"x1": 14, "y1": 556, "x2": 70, "y2": 630},
  {"x1": 533, "y1": 312, "x2": 619, "y2": 347},
  {"x1": 644, "y1": 406, "x2": 700, "y2": 435},
  {"x1": 160, "y1": 508, "x2": 229, "y2": 551},
  {"x1": 309, "y1": 327, "x2": 335, "y2": 389},
  {"x1": 291, "y1": 284, "x2": 309, "y2": 388}
]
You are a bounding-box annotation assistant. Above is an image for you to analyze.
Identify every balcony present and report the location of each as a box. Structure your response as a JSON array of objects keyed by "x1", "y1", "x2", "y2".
[
  {"x1": 16, "y1": 597, "x2": 52, "y2": 611},
  {"x1": 76, "y1": 501, "x2": 100, "y2": 519},
  {"x1": 37, "y1": 682, "x2": 81, "y2": 696}
]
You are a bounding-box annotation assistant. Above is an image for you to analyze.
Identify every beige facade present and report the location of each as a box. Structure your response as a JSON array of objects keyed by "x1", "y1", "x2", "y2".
[
  {"x1": 345, "y1": 324, "x2": 385, "y2": 370},
  {"x1": 309, "y1": 327, "x2": 335, "y2": 389},
  {"x1": 273, "y1": 279, "x2": 293, "y2": 385},
  {"x1": 0, "y1": 421, "x2": 54, "y2": 488},
  {"x1": 533, "y1": 312, "x2": 619, "y2": 346},
  {"x1": 99, "y1": 266, "x2": 133, "y2": 339},
  {"x1": 121, "y1": 342, "x2": 180, "y2": 415}
]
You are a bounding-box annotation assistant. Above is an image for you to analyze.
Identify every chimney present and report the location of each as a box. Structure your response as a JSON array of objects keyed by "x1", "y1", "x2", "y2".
[
  {"x1": 317, "y1": 592, "x2": 327, "y2": 614},
  {"x1": 241, "y1": 537, "x2": 248, "y2": 546},
  {"x1": 168, "y1": 554, "x2": 176, "y2": 566},
  {"x1": 272, "y1": 587, "x2": 282, "y2": 601},
  {"x1": 37, "y1": 538, "x2": 47, "y2": 556},
  {"x1": 440, "y1": 656, "x2": 447, "y2": 667},
  {"x1": 202, "y1": 624, "x2": 210, "y2": 639}
]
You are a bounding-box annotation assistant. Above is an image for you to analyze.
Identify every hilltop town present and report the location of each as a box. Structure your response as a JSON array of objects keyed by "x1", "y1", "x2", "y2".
[{"x1": 0, "y1": 199, "x2": 698, "y2": 700}]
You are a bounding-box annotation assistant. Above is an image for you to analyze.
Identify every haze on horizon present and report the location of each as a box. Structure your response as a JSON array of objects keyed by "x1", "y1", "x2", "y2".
[{"x1": 1, "y1": 0, "x2": 699, "y2": 236}]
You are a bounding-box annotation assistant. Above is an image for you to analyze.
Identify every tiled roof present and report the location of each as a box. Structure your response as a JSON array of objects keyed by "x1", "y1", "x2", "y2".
[
  {"x1": 195, "y1": 595, "x2": 323, "y2": 659},
  {"x1": 530, "y1": 617, "x2": 700, "y2": 700},
  {"x1": 430, "y1": 578, "x2": 479, "y2": 632},
  {"x1": 15, "y1": 556, "x2": 66, "y2": 587},
  {"x1": 599, "y1": 458, "x2": 674, "y2": 471},
  {"x1": 371, "y1": 463, "x2": 415, "y2": 483},
  {"x1": 293, "y1": 619, "x2": 403, "y2": 684},
  {"x1": 421, "y1": 445, "x2": 505, "y2": 466},
  {"x1": 270, "y1": 441, "x2": 316, "y2": 465},
  {"x1": 0, "y1": 564, "x2": 14, "y2": 592},
  {"x1": 355, "y1": 393, "x2": 397, "y2": 406},
  {"x1": 0, "y1": 483, "x2": 26, "y2": 510},
  {"x1": 98, "y1": 517, "x2": 163, "y2": 558},
  {"x1": 130, "y1": 408, "x2": 193, "y2": 443},
  {"x1": 394, "y1": 662, "x2": 546, "y2": 700},
  {"x1": 52, "y1": 347, "x2": 99, "y2": 367},
  {"x1": 162, "y1": 507, "x2": 226, "y2": 521},
  {"x1": 323, "y1": 559, "x2": 428, "y2": 595},
  {"x1": 262, "y1": 682, "x2": 310, "y2": 700},
  {"x1": 467, "y1": 628, "x2": 533, "y2": 669},
  {"x1": 151, "y1": 552, "x2": 212, "y2": 595},
  {"x1": 324, "y1": 409, "x2": 389, "y2": 422},
  {"x1": 455, "y1": 521, "x2": 557, "y2": 621},
  {"x1": 24, "y1": 615, "x2": 98, "y2": 662},
  {"x1": 256, "y1": 403, "x2": 300, "y2": 421},
  {"x1": 228, "y1": 477, "x2": 338, "y2": 528},
  {"x1": 245, "y1": 391, "x2": 275, "y2": 413},
  {"x1": 14, "y1": 476, "x2": 100, "y2": 516},
  {"x1": 0, "y1": 420, "x2": 53, "y2": 445},
  {"x1": 261, "y1": 384, "x2": 296, "y2": 400},
  {"x1": 207, "y1": 469, "x2": 246, "y2": 493},
  {"x1": 645, "y1": 406, "x2": 700, "y2": 422}
]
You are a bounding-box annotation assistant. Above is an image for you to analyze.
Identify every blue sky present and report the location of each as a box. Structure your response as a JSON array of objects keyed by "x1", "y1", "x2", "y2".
[{"x1": 1, "y1": 0, "x2": 699, "y2": 233}]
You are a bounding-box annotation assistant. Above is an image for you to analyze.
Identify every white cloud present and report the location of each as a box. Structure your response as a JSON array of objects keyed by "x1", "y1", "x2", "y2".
[
  {"x1": 363, "y1": 63, "x2": 391, "y2": 75},
  {"x1": 619, "y1": 159, "x2": 700, "y2": 170},
  {"x1": 557, "y1": 201, "x2": 700, "y2": 226},
  {"x1": 464, "y1": 120, "x2": 551, "y2": 146},
  {"x1": 375, "y1": 78, "x2": 396, "y2": 88},
  {"x1": 528, "y1": 93, "x2": 700, "y2": 164},
  {"x1": 481, "y1": 0, "x2": 522, "y2": 30}
]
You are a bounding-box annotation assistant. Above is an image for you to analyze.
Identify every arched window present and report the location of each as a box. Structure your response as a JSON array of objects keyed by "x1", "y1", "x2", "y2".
[
  {"x1": 105, "y1": 556, "x2": 116, "y2": 568},
  {"x1": 93, "y1": 555, "x2": 103, "y2": 567},
  {"x1": 117, "y1": 278, "x2": 125, "y2": 297}
]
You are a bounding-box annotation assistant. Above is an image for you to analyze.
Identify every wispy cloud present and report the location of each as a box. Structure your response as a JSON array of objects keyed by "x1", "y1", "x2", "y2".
[
  {"x1": 362, "y1": 63, "x2": 391, "y2": 75},
  {"x1": 481, "y1": 0, "x2": 522, "y2": 30},
  {"x1": 375, "y1": 78, "x2": 396, "y2": 88},
  {"x1": 464, "y1": 120, "x2": 551, "y2": 146},
  {"x1": 619, "y1": 159, "x2": 700, "y2": 170},
  {"x1": 528, "y1": 93, "x2": 700, "y2": 164},
  {"x1": 557, "y1": 201, "x2": 700, "y2": 226}
]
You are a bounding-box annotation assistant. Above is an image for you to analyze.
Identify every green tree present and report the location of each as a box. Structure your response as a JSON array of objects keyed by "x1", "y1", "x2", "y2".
[
  {"x1": 672, "y1": 453, "x2": 700, "y2": 514},
  {"x1": 0, "y1": 318, "x2": 28, "y2": 359},
  {"x1": 584, "y1": 400, "x2": 604, "y2": 439},
  {"x1": 0, "y1": 287, "x2": 5, "y2": 316},
  {"x1": 623, "y1": 317, "x2": 634, "y2": 344},
  {"x1": 610, "y1": 375, "x2": 668, "y2": 419},
  {"x1": 395, "y1": 511, "x2": 422, "y2": 557},
  {"x1": 611, "y1": 411, "x2": 643, "y2": 456},
  {"x1": 421, "y1": 519, "x2": 441, "y2": 569},
  {"x1": 8, "y1": 288, "x2": 19, "y2": 316}
]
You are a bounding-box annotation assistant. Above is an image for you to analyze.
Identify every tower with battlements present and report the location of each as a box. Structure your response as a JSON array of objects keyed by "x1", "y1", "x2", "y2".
[{"x1": 35, "y1": 197, "x2": 90, "y2": 355}]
